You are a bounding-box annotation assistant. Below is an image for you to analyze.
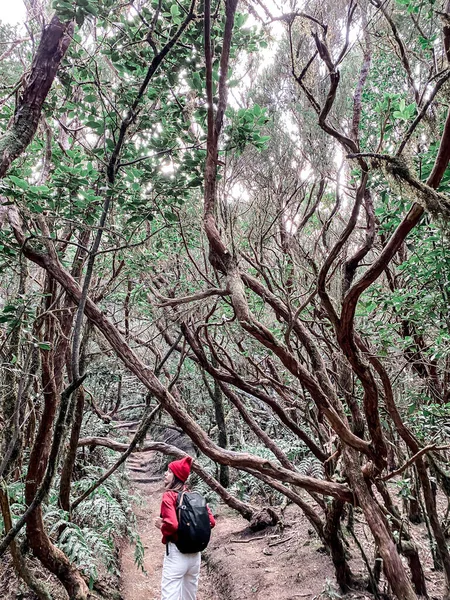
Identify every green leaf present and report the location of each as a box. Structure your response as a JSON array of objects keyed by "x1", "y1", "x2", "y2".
[
  {"x1": 29, "y1": 185, "x2": 50, "y2": 194},
  {"x1": 191, "y1": 72, "x2": 203, "y2": 93},
  {"x1": 235, "y1": 13, "x2": 248, "y2": 28},
  {"x1": 9, "y1": 176, "x2": 29, "y2": 191},
  {"x1": 3, "y1": 304, "x2": 17, "y2": 313},
  {"x1": 164, "y1": 211, "x2": 178, "y2": 222},
  {"x1": 84, "y1": 3, "x2": 98, "y2": 16},
  {"x1": 405, "y1": 103, "x2": 416, "y2": 117},
  {"x1": 75, "y1": 9, "x2": 85, "y2": 26},
  {"x1": 38, "y1": 342, "x2": 52, "y2": 351}
]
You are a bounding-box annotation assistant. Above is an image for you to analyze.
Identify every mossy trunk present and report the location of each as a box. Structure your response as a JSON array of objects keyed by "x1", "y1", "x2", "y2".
[
  {"x1": 0, "y1": 17, "x2": 73, "y2": 178},
  {"x1": 324, "y1": 499, "x2": 353, "y2": 592}
]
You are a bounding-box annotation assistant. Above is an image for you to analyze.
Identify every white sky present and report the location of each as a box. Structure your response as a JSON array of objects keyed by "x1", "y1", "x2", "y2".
[
  {"x1": 0, "y1": 1, "x2": 286, "y2": 28},
  {"x1": 0, "y1": 2, "x2": 26, "y2": 25}
]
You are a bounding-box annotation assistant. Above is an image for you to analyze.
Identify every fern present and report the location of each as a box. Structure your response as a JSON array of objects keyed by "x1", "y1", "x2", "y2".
[
  {"x1": 1, "y1": 480, "x2": 27, "y2": 540},
  {"x1": 42, "y1": 463, "x2": 139, "y2": 585},
  {"x1": 298, "y1": 455, "x2": 324, "y2": 479},
  {"x1": 131, "y1": 531, "x2": 146, "y2": 573},
  {"x1": 1, "y1": 404, "x2": 142, "y2": 588},
  {"x1": 44, "y1": 507, "x2": 115, "y2": 583},
  {"x1": 56, "y1": 522, "x2": 116, "y2": 583},
  {"x1": 6, "y1": 479, "x2": 27, "y2": 519},
  {"x1": 75, "y1": 492, "x2": 131, "y2": 538}
]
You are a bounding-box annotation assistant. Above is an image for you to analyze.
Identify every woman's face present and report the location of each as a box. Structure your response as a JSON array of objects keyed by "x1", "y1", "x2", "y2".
[{"x1": 164, "y1": 468, "x2": 175, "y2": 489}]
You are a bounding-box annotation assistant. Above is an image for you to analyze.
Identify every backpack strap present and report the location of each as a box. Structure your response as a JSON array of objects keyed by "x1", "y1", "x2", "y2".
[
  {"x1": 176, "y1": 491, "x2": 185, "y2": 523},
  {"x1": 176, "y1": 491, "x2": 185, "y2": 510}
]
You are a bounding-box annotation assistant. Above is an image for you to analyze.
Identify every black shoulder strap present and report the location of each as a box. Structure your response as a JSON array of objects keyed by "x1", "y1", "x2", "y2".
[{"x1": 176, "y1": 491, "x2": 185, "y2": 511}]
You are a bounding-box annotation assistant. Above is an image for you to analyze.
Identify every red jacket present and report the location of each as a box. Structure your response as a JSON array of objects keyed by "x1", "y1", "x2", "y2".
[{"x1": 160, "y1": 489, "x2": 216, "y2": 544}]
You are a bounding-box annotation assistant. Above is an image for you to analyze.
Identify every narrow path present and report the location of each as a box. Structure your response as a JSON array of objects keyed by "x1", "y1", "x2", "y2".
[
  {"x1": 120, "y1": 452, "x2": 378, "y2": 600},
  {"x1": 120, "y1": 454, "x2": 218, "y2": 600}
]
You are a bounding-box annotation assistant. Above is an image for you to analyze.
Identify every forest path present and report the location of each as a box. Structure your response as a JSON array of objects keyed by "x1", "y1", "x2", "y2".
[
  {"x1": 119, "y1": 454, "x2": 218, "y2": 600},
  {"x1": 119, "y1": 452, "x2": 342, "y2": 600},
  {"x1": 119, "y1": 451, "x2": 380, "y2": 600}
]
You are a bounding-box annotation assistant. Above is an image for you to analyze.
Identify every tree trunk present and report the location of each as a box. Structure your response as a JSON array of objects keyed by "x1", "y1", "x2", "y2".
[
  {"x1": 416, "y1": 457, "x2": 450, "y2": 599},
  {"x1": 25, "y1": 370, "x2": 89, "y2": 599},
  {"x1": 400, "y1": 541, "x2": 429, "y2": 598},
  {"x1": 323, "y1": 499, "x2": 353, "y2": 592},
  {"x1": 344, "y1": 448, "x2": 418, "y2": 600},
  {"x1": 0, "y1": 483, "x2": 52, "y2": 600},
  {"x1": 375, "y1": 479, "x2": 427, "y2": 596},
  {"x1": 0, "y1": 16, "x2": 73, "y2": 178},
  {"x1": 59, "y1": 386, "x2": 85, "y2": 511},
  {"x1": 25, "y1": 287, "x2": 89, "y2": 600},
  {"x1": 212, "y1": 376, "x2": 230, "y2": 487},
  {"x1": 408, "y1": 493, "x2": 423, "y2": 524}
]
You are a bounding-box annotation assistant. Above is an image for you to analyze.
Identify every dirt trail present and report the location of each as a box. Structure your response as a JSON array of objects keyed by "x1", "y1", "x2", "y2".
[
  {"x1": 120, "y1": 452, "x2": 343, "y2": 600},
  {"x1": 120, "y1": 453, "x2": 395, "y2": 600},
  {"x1": 204, "y1": 507, "x2": 340, "y2": 600},
  {"x1": 120, "y1": 455, "x2": 218, "y2": 600}
]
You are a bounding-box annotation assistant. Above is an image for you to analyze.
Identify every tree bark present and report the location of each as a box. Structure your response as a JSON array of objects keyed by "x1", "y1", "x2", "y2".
[
  {"x1": 202, "y1": 367, "x2": 230, "y2": 487},
  {"x1": 343, "y1": 448, "x2": 417, "y2": 600},
  {"x1": 400, "y1": 540, "x2": 428, "y2": 598},
  {"x1": 24, "y1": 283, "x2": 88, "y2": 600},
  {"x1": 58, "y1": 386, "x2": 85, "y2": 511},
  {"x1": 0, "y1": 482, "x2": 52, "y2": 600},
  {"x1": 416, "y1": 458, "x2": 450, "y2": 598},
  {"x1": 0, "y1": 16, "x2": 73, "y2": 178},
  {"x1": 323, "y1": 500, "x2": 353, "y2": 592},
  {"x1": 212, "y1": 378, "x2": 230, "y2": 488}
]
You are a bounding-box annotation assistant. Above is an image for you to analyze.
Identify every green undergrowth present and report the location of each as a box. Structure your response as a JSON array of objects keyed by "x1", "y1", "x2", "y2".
[{"x1": 3, "y1": 447, "x2": 144, "y2": 591}]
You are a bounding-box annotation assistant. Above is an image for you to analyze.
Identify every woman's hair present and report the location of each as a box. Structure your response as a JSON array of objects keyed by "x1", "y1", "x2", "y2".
[{"x1": 167, "y1": 473, "x2": 185, "y2": 491}]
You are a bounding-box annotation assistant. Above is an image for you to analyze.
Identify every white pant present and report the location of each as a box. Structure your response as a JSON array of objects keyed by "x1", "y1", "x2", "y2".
[{"x1": 161, "y1": 542, "x2": 201, "y2": 600}]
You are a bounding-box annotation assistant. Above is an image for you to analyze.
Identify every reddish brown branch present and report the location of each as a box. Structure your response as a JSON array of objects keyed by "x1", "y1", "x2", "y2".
[
  {"x1": 155, "y1": 288, "x2": 229, "y2": 307},
  {"x1": 0, "y1": 16, "x2": 73, "y2": 178},
  {"x1": 380, "y1": 445, "x2": 440, "y2": 482},
  {"x1": 77, "y1": 436, "x2": 255, "y2": 519}
]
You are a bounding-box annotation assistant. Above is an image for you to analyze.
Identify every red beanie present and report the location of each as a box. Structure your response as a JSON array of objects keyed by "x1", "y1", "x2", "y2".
[{"x1": 168, "y1": 456, "x2": 193, "y2": 482}]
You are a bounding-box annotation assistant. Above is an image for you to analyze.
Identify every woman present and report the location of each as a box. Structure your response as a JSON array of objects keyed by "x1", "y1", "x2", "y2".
[{"x1": 154, "y1": 456, "x2": 215, "y2": 600}]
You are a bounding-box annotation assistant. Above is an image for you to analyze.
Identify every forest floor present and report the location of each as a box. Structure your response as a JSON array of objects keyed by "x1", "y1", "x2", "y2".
[{"x1": 1, "y1": 450, "x2": 445, "y2": 600}]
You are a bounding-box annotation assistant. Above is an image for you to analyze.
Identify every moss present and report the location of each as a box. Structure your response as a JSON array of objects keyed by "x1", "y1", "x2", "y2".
[
  {"x1": 380, "y1": 157, "x2": 450, "y2": 225},
  {"x1": 0, "y1": 105, "x2": 38, "y2": 176}
]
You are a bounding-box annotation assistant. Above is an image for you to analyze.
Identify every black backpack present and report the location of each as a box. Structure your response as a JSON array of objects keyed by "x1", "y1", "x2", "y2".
[{"x1": 175, "y1": 491, "x2": 211, "y2": 553}]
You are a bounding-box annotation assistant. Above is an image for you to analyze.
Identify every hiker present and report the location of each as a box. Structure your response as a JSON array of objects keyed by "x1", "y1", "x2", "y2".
[{"x1": 154, "y1": 456, "x2": 216, "y2": 600}]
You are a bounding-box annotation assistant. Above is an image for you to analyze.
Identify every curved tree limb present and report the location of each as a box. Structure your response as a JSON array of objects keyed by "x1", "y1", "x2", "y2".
[
  {"x1": 77, "y1": 436, "x2": 256, "y2": 520},
  {"x1": 6, "y1": 215, "x2": 353, "y2": 502}
]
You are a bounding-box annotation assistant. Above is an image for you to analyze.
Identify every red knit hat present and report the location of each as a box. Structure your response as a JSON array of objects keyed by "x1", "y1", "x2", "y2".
[{"x1": 168, "y1": 456, "x2": 193, "y2": 482}]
